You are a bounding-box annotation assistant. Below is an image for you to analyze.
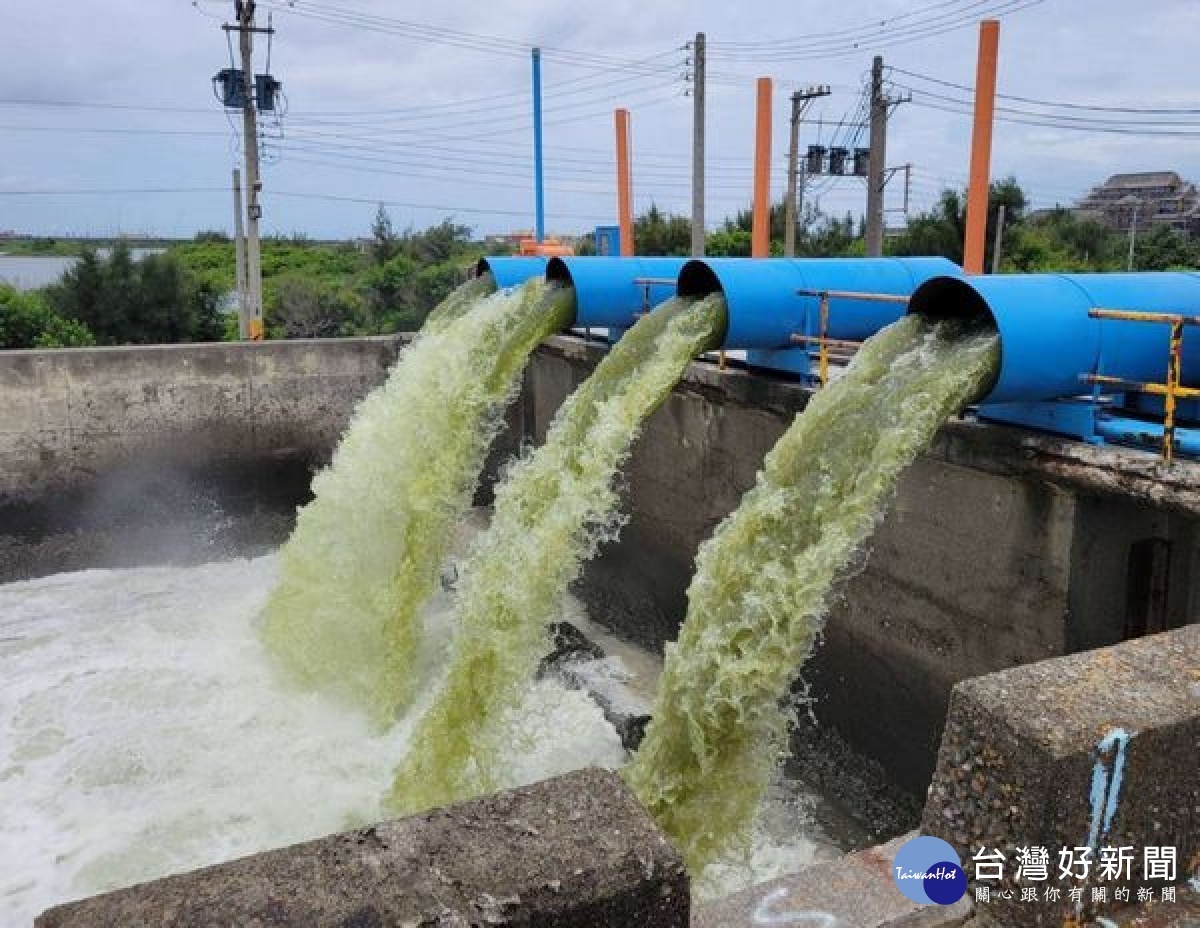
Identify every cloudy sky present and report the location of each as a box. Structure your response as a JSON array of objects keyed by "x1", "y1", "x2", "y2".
[{"x1": 1, "y1": 0, "x2": 1198, "y2": 240}]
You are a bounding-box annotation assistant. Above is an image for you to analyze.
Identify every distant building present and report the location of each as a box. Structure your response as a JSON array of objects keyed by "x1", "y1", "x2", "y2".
[{"x1": 1075, "y1": 171, "x2": 1200, "y2": 236}]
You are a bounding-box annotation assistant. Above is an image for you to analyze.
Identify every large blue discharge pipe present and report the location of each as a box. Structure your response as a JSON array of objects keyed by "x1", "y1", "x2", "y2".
[
  {"x1": 676, "y1": 257, "x2": 961, "y2": 348},
  {"x1": 546, "y1": 257, "x2": 688, "y2": 330},
  {"x1": 907, "y1": 272, "x2": 1200, "y2": 403}
]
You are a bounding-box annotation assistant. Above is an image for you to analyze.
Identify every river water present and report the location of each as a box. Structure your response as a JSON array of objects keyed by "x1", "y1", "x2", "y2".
[
  {"x1": 0, "y1": 251, "x2": 165, "y2": 291},
  {"x1": 0, "y1": 554, "x2": 628, "y2": 924}
]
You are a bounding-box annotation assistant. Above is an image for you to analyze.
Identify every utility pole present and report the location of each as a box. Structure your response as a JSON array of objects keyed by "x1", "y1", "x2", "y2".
[
  {"x1": 532, "y1": 48, "x2": 546, "y2": 244},
  {"x1": 864, "y1": 57, "x2": 910, "y2": 256},
  {"x1": 232, "y1": 167, "x2": 248, "y2": 338},
  {"x1": 615, "y1": 108, "x2": 635, "y2": 256},
  {"x1": 785, "y1": 85, "x2": 831, "y2": 257},
  {"x1": 1127, "y1": 201, "x2": 1140, "y2": 271},
  {"x1": 990, "y1": 202, "x2": 1006, "y2": 274},
  {"x1": 963, "y1": 20, "x2": 1000, "y2": 274},
  {"x1": 786, "y1": 94, "x2": 801, "y2": 258},
  {"x1": 751, "y1": 78, "x2": 772, "y2": 259},
  {"x1": 690, "y1": 32, "x2": 706, "y2": 256},
  {"x1": 234, "y1": 0, "x2": 264, "y2": 339},
  {"x1": 865, "y1": 56, "x2": 887, "y2": 257}
]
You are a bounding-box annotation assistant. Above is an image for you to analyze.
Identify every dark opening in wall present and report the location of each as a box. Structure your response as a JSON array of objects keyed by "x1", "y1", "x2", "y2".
[{"x1": 1125, "y1": 537, "x2": 1172, "y2": 639}]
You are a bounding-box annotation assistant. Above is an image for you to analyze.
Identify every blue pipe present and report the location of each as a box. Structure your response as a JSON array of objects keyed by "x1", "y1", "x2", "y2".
[
  {"x1": 907, "y1": 272, "x2": 1200, "y2": 403},
  {"x1": 476, "y1": 256, "x2": 548, "y2": 290},
  {"x1": 1096, "y1": 415, "x2": 1200, "y2": 457},
  {"x1": 532, "y1": 48, "x2": 545, "y2": 244},
  {"x1": 676, "y1": 257, "x2": 961, "y2": 349},
  {"x1": 546, "y1": 256, "x2": 688, "y2": 330}
]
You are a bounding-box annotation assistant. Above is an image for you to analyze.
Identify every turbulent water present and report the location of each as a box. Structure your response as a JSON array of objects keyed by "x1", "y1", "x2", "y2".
[
  {"x1": 624, "y1": 314, "x2": 999, "y2": 874},
  {"x1": 0, "y1": 556, "x2": 626, "y2": 925},
  {"x1": 260, "y1": 277, "x2": 573, "y2": 722},
  {"x1": 387, "y1": 295, "x2": 727, "y2": 814}
]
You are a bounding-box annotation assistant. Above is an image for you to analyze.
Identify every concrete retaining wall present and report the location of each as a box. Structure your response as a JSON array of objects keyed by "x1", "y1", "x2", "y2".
[
  {"x1": 0, "y1": 336, "x2": 402, "y2": 506},
  {"x1": 923, "y1": 624, "x2": 1199, "y2": 927},
  {"x1": 0, "y1": 337, "x2": 402, "y2": 579},
  {"x1": 37, "y1": 768, "x2": 689, "y2": 928},
  {"x1": 518, "y1": 338, "x2": 1200, "y2": 792},
  {"x1": 3, "y1": 335, "x2": 1198, "y2": 791}
]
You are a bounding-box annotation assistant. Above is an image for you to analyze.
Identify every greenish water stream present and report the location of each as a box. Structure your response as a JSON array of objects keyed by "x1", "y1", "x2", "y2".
[
  {"x1": 623, "y1": 314, "x2": 999, "y2": 873},
  {"x1": 386, "y1": 294, "x2": 728, "y2": 813}
]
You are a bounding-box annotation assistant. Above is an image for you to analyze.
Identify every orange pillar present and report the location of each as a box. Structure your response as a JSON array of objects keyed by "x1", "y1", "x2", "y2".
[
  {"x1": 615, "y1": 108, "x2": 634, "y2": 256},
  {"x1": 752, "y1": 78, "x2": 773, "y2": 258},
  {"x1": 963, "y1": 19, "x2": 1000, "y2": 274}
]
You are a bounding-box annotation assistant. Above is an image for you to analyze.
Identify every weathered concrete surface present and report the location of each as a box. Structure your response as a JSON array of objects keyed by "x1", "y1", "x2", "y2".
[
  {"x1": 37, "y1": 768, "x2": 689, "y2": 928},
  {"x1": 524, "y1": 338, "x2": 1200, "y2": 793},
  {"x1": 922, "y1": 625, "x2": 1200, "y2": 927},
  {"x1": 0, "y1": 336, "x2": 403, "y2": 506},
  {"x1": 0, "y1": 337, "x2": 403, "y2": 579},
  {"x1": 692, "y1": 833, "x2": 973, "y2": 928}
]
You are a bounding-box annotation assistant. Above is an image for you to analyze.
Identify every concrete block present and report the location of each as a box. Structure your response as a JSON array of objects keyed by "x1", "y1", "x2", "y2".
[
  {"x1": 36, "y1": 768, "x2": 689, "y2": 928},
  {"x1": 922, "y1": 625, "x2": 1200, "y2": 927},
  {"x1": 692, "y1": 833, "x2": 973, "y2": 928}
]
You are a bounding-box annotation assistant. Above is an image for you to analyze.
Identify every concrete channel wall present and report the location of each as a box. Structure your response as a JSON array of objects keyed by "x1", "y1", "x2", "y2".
[
  {"x1": 37, "y1": 768, "x2": 690, "y2": 928},
  {"x1": 2, "y1": 335, "x2": 1198, "y2": 792}
]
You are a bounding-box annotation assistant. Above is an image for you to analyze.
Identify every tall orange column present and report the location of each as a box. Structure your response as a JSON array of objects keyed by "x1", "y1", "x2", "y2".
[
  {"x1": 752, "y1": 78, "x2": 773, "y2": 258},
  {"x1": 615, "y1": 108, "x2": 635, "y2": 256},
  {"x1": 963, "y1": 19, "x2": 1000, "y2": 274}
]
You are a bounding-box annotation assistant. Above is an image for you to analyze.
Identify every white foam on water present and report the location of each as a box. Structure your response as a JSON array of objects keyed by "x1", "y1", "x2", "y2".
[{"x1": 0, "y1": 556, "x2": 625, "y2": 925}]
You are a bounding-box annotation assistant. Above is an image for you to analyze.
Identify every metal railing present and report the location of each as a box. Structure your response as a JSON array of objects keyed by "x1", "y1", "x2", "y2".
[
  {"x1": 632, "y1": 278, "x2": 727, "y2": 369},
  {"x1": 790, "y1": 288, "x2": 910, "y2": 385},
  {"x1": 1083, "y1": 308, "x2": 1200, "y2": 465}
]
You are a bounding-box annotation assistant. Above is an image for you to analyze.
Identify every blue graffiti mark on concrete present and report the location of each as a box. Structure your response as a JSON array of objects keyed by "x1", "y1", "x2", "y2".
[
  {"x1": 1086, "y1": 728, "x2": 1132, "y2": 852},
  {"x1": 753, "y1": 888, "x2": 839, "y2": 926}
]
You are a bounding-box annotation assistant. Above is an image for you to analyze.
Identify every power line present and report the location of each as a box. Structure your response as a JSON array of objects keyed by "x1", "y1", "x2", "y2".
[
  {"x1": 898, "y1": 94, "x2": 1200, "y2": 136},
  {"x1": 708, "y1": 0, "x2": 979, "y2": 48},
  {"x1": 889, "y1": 66, "x2": 1200, "y2": 116},
  {"x1": 706, "y1": 0, "x2": 1045, "y2": 61}
]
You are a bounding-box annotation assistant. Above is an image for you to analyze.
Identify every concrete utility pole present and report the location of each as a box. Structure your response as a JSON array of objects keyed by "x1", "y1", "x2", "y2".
[
  {"x1": 865, "y1": 57, "x2": 909, "y2": 256},
  {"x1": 236, "y1": 0, "x2": 264, "y2": 339},
  {"x1": 690, "y1": 32, "x2": 706, "y2": 257},
  {"x1": 990, "y1": 202, "x2": 1006, "y2": 274},
  {"x1": 785, "y1": 93, "x2": 802, "y2": 258},
  {"x1": 1127, "y1": 201, "x2": 1141, "y2": 271},
  {"x1": 232, "y1": 168, "x2": 248, "y2": 339},
  {"x1": 785, "y1": 86, "x2": 831, "y2": 257},
  {"x1": 865, "y1": 56, "x2": 887, "y2": 257}
]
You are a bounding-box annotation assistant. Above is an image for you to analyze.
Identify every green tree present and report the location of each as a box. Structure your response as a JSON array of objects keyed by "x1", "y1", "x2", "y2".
[
  {"x1": 1133, "y1": 223, "x2": 1197, "y2": 271},
  {"x1": 402, "y1": 219, "x2": 474, "y2": 265},
  {"x1": 634, "y1": 205, "x2": 692, "y2": 256},
  {"x1": 0, "y1": 284, "x2": 94, "y2": 349},
  {"x1": 267, "y1": 274, "x2": 363, "y2": 339},
  {"x1": 47, "y1": 244, "x2": 222, "y2": 345},
  {"x1": 370, "y1": 203, "x2": 399, "y2": 266}
]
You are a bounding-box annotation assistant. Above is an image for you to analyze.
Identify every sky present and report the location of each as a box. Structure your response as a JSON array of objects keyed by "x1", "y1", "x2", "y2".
[{"x1": 1, "y1": 0, "x2": 1198, "y2": 240}]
